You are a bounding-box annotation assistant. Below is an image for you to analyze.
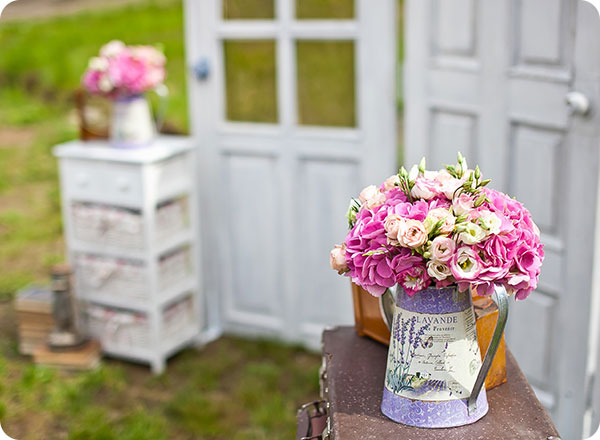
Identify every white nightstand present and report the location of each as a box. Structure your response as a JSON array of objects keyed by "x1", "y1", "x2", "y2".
[{"x1": 53, "y1": 136, "x2": 201, "y2": 374}]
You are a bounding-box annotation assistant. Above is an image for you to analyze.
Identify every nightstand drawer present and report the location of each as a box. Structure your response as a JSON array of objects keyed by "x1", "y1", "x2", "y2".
[{"x1": 61, "y1": 159, "x2": 143, "y2": 207}]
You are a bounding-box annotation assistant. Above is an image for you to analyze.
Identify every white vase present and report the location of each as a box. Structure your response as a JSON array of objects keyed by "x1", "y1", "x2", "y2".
[{"x1": 110, "y1": 94, "x2": 156, "y2": 149}]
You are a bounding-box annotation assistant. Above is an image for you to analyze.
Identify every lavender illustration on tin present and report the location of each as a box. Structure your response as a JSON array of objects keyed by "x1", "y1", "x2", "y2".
[{"x1": 386, "y1": 313, "x2": 439, "y2": 394}]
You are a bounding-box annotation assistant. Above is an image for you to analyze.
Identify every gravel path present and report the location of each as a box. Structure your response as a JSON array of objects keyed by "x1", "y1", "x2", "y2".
[{"x1": 1, "y1": 0, "x2": 149, "y2": 21}]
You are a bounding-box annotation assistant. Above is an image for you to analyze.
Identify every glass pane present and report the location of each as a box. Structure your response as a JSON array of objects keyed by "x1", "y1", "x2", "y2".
[
  {"x1": 296, "y1": 41, "x2": 355, "y2": 127},
  {"x1": 224, "y1": 40, "x2": 278, "y2": 123},
  {"x1": 296, "y1": 0, "x2": 354, "y2": 19},
  {"x1": 223, "y1": 0, "x2": 275, "y2": 20}
]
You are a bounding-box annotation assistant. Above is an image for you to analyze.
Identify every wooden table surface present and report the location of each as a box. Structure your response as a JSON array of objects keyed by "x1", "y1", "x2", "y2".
[{"x1": 322, "y1": 327, "x2": 561, "y2": 440}]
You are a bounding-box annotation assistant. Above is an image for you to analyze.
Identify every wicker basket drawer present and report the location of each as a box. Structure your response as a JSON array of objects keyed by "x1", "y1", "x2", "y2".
[
  {"x1": 76, "y1": 246, "x2": 192, "y2": 301},
  {"x1": 87, "y1": 294, "x2": 196, "y2": 352},
  {"x1": 71, "y1": 197, "x2": 189, "y2": 249}
]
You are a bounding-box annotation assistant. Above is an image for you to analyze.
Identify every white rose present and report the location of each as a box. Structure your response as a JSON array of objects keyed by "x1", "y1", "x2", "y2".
[
  {"x1": 100, "y1": 40, "x2": 126, "y2": 58},
  {"x1": 89, "y1": 56, "x2": 109, "y2": 71},
  {"x1": 459, "y1": 222, "x2": 486, "y2": 244},
  {"x1": 427, "y1": 260, "x2": 452, "y2": 281},
  {"x1": 98, "y1": 74, "x2": 113, "y2": 93}
]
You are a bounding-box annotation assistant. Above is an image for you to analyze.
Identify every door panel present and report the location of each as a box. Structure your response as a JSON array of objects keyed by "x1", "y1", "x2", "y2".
[
  {"x1": 515, "y1": 0, "x2": 567, "y2": 66},
  {"x1": 429, "y1": 110, "x2": 477, "y2": 167},
  {"x1": 510, "y1": 124, "x2": 562, "y2": 233},
  {"x1": 296, "y1": 158, "x2": 359, "y2": 341},
  {"x1": 222, "y1": 153, "x2": 283, "y2": 331},
  {"x1": 433, "y1": 0, "x2": 478, "y2": 58}
]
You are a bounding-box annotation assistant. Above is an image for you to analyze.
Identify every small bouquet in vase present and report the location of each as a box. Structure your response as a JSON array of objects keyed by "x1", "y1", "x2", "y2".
[{"x1": 81, "y1": 40, "x2": 167, "y2": 148}]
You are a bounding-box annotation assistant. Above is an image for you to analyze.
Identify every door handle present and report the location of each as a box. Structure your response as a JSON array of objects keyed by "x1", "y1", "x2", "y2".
[
  {"x1": 193, "y1": 57, "x2": 210, "y2": 81},
  {"x1": 565, "y1": 91, "x2": 591, "y2": 116}
]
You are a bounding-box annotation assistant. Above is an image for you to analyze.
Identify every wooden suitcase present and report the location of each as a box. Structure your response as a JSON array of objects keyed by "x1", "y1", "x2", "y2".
[
  {"x1": 319, "y1": 327, "x2": 559, "y2": 439},
  {"x1": 351, "y1": 282, "x2": 507, "y2": 390}
]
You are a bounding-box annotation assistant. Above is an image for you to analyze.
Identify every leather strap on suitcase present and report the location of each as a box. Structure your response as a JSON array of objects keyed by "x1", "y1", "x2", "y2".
[{"x1": 296, "y1": 400, "x2": 328, "y2": 440}]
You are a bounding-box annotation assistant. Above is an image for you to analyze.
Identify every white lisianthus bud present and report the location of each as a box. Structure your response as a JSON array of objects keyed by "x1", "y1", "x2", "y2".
[
  {"x1": 459, "y1": 222, "x2": 486, "y2": 244},
  {"x1": 408, "y1": 164, "x2": 419, "y2": 182}
]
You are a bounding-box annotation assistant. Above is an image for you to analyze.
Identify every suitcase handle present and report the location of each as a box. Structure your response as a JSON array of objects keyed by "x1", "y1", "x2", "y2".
[{"x1": 297, "y1": 400, "x2": 329, "y2": 440}]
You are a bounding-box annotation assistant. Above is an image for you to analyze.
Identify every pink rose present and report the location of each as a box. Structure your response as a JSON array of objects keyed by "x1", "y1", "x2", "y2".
[
  {"x1": 411, "y1": 177, "x2": 439, "y2": 200},
  {"x1": 430, "y1": 236, "x2": 455, "y2": 262},
  {"x1": 397, "y1": 219, "x2": 428, "y2": 249},
  {"x1": 383, "y1": 174, "x2": 400, "y2": 191},
  {"x1": 425, "y1": 208, "x2": 455, "y2": 235},
  {"x1": 434, "y1": 170, "x2": 464, "y2": 199},
  {"x1": 330, "y1": 244, "x2": 349, "y2": 274},
  {"x1": 453, "y1": 193, "x2": 475, "y2": 216},
  {"x1": 359, "y1": 185, "x2": 386, "y2": 210},
  {"x1": 384, "y1": 214, "x2": 405, "y2": 246}
]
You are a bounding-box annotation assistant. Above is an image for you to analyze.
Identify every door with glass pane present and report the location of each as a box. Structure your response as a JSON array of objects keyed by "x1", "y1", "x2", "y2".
[{"x1": 184, "y1": 0, "x2": 397, "y2": 348}]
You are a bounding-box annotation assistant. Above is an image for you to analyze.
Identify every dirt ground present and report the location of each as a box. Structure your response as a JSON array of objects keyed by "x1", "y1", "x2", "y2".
[{"x1": 1, "y1": 0, "x2": 149, "y2": 21}]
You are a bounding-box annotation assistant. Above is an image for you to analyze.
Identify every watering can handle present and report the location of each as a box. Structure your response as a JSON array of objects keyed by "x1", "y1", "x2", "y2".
[
  {"x1": 152, "y1": 83, "x2": 169, "y2": 133},
  {"x1": 467, "y1": 284, "x2": 509, "y2": 415}
]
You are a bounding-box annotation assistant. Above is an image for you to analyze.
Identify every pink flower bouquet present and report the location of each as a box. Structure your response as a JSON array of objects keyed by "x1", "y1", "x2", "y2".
[
  {"x1": 330, "y1": 153, "x2": 544, "y2": 300},
  {"x1": 82, "y1": 40, "x2": 166, "y2": 98}
]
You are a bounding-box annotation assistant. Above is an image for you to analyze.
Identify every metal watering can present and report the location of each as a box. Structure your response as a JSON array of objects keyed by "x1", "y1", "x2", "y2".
[{"x1": 380, "y1": 284, "x2": 508, "y2": 428}]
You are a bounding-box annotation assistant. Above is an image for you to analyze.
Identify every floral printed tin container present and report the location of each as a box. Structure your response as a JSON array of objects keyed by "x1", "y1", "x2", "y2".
[{"x1": 381, "y1": 286, "x2": 489, "y2": 428}]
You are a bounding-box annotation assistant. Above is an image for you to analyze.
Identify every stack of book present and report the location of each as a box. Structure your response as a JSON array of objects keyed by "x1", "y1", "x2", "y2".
[
  {"x1": 14, "y1": 286, "x2": 55, "y2": 355},
  {"x1": 33, "y1": 340, "x2": 101, "y2": 370}
]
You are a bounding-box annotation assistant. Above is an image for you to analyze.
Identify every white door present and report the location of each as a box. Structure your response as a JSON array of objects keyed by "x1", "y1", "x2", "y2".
[
  {"x1": 405, "y1": 0, "x2": 600, "y2": 438},
  {"x1": 184, "y1": 0, "x2": 397, "y2": 348}
]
